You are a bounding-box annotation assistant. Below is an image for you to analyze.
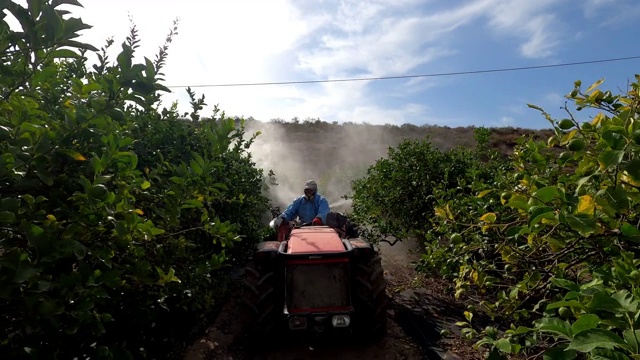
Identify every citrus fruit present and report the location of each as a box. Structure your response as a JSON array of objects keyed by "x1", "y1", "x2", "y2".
[
  {"x1": 558, "y1": 119, "x2": 574, "y2": 130},
  {"x1": 567, "y1": 138, "x2": 585, "y2": 152},
  {"x1": 504, "y1": 264, "x2": 514, "y2": 272},
  {"x1": 89, "y1": 184, "x2": 109, "y2": 200},
  {"x1": 558, "y1": 306, "x2": 572, "y2": 319},
  {"x1": 450, "y1": 233, "x2": 462, "y2": 244},
  {"x1": 558, "y1": 151, "x2": 572, "y2": 161}
]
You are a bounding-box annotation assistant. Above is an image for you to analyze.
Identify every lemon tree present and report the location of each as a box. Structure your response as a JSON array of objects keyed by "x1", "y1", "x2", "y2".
[
  {"x1": 423, "y1": 75, "x2": 640, "y2": 359},
  {"x1": 0, "y1": 1, "x2": 270, "y2": 358}
]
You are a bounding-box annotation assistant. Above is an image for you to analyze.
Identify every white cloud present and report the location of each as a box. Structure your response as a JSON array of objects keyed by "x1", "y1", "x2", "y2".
[
  {"x1": 498, "y1": 116, "x2": 515, "y2": 126},
  {"x1": 6, "y1": 0, "x2": 583, "y2": 127},
  {"x1": 484, "y1": 0, "x2": 565, "y2": 58},
  {"x1": 583, "y1": 0, "x2": 616, "y2": 18},
  {"x1": 74, "y1": 0, "x2": 320, "y2": 85},
  {"x1": 275, "y1": 0, "x2": 567, "y2": 125}
]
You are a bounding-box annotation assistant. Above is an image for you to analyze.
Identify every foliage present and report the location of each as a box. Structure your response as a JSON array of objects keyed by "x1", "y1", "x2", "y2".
[
  {"x1": 474, "y1": 126, "x2": 492, "y2": 151},
  {"x1": 0, "y1": 1, "x2": 269, "y2": 358},
  {"x1": 349, "y1": 130, "x2": 508, "y2": 247},
  {"x1": 420, "y1": 75, "x2": 640, "y2": 359}
]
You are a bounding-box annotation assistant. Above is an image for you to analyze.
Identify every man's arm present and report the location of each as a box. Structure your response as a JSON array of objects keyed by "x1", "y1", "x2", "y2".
[
  {"x1": 316, "y1": 196, "x2": 331, "y2": 224},
  {"x1": 281, "y1": 197, "x2": 302, "y2": 221}
]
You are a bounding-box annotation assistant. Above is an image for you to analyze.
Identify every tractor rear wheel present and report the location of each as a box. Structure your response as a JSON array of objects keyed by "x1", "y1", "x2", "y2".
[
  {"x1": 241, "y1": 258, "x2": 283, "y2": 338},
  {"x1": 352, "y1": 253, "x2": 388, "y2": 339}
]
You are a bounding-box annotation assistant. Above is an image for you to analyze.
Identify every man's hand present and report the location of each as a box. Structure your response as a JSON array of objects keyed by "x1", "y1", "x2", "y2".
[
  {"x1": 312, "y1": 217, "x2": 322, "y2": 226},
  {"x1": 273, "y1": 216, "x2": 285, "y2": 227}
]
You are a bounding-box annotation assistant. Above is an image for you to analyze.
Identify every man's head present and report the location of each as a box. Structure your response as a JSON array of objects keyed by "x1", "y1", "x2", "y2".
[{"x1": 304, "y1": 180, "x2": 317, "y2": 200}]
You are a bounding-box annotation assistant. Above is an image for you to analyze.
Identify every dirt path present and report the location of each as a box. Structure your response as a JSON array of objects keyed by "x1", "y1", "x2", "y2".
[{"x1": 183, "y1": 237, "x2": 482, "y2": 360}]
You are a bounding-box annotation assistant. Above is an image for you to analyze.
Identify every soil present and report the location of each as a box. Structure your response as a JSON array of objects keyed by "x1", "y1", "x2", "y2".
[{"x1": 182, "y1": 237, "x2": 487, "y2": 360}]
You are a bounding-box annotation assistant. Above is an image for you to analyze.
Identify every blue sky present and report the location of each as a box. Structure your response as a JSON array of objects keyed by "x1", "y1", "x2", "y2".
[{"x1": 66, "y1": 0, "x2": 640, "y2": 129}]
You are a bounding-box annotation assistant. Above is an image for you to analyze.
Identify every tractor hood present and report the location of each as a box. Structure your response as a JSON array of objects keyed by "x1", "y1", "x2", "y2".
[{"x1": 286, "y1": 227, "x2": 347, "y2": 254}]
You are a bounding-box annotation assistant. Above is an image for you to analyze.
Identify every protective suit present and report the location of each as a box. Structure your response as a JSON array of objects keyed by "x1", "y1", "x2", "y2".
[{"x1": 280, "y1": 180, "x2": 330, "y2": 225}]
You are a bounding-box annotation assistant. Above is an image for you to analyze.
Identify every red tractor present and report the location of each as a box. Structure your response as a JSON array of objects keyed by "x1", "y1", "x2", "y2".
[{"x1": 242, "y1": 208, "x2": 387, "y2": 341}]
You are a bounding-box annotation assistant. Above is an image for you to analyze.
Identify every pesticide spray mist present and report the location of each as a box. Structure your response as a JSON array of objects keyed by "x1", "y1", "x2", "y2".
[{"x1": 244, "y1": 120, "x2": 396, "y2": 216}]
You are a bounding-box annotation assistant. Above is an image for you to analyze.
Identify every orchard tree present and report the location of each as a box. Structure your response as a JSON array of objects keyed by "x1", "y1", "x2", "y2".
[{"x1": 0, "y1": 1, "x2": 270, "y2": 358}]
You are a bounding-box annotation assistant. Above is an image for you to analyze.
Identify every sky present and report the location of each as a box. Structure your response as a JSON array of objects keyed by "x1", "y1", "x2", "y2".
[{"x1": 23, "y1": 1, "x2": 640, "y2": 129}]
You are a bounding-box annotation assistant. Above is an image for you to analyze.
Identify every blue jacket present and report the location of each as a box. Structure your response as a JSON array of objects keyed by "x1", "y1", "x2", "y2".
[{"x1": 281, "y1": 194, "x2": 330, "y2": 224}]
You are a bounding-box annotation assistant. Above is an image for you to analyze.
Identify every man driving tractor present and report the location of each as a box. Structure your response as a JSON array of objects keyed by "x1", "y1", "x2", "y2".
[{"x1": 274, "y1": 180, "x2": 330, "y2": 227}]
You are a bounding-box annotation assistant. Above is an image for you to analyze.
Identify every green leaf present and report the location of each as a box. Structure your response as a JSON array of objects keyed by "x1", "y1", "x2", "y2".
[
  {"x1": 0, "y1": 211, "x2": 16, "y2": 223},
  {"x1": 507, "y1": 194, "x2": 530, "y2": 211},
  {"x1": 600, "y1": 187, "x2": 630, "y2": 215},
  {"x1": 181, "y1": 200, "x2": 204, "y2": 209},
  {"x1": 15, "y1": 265, "x2": 39, "y2": 283},
  {"x1": 547, "y1": 300, "x2": 585, "y2": 311},
  {"x1": 190, "y1": 159, "x2": 203, "y2": 175},
  {"x1": 141, "y1": 180, "x2": 151, "y2": 190},
  {"x1": 566, "y1": 328, "x2": 628, "y2": 352},
  {"x1": 611, "y1": 290, "x2": 639, "y2": 313},
  {"x1": 50, "y1": 48, "x2": 79, "y2": 58},
  {"x1": 529, "y1": 206, "x2": 555, "y2": 227},
  {"x1": 1, "y1": 198, "x2": 21, "y2": 212},
  {"x1": 626, "y1": 160, "x2": 640, "y2": 182},
  {"x1": 536, "y1": 317, "x2": 573, "y2": 339},
  {"x1": 27, "y1": 0, "x2": 44, "y2": 18},
  {"x1": 115, "y1": 151, "x2": 138, "y2": 169},
  {"x1": 564, "y1": 213, "x2": 597, "y2": 237},
  {"x1": 117, "y1": 46, "x2": 132, "y2": 71},
  {"x1": 590, "y1": 348, "x2": 631, "y2": 360},
  {"x1": 58, "y1": 149, "x2": 87, "y2": 161},
  {"x1": 36, "y1": 170, "x2": 54, "y2": 186},
  {"x1": 621, "y1": 223, "x2": 640, "y2": 242},
  {"x1": 51, "y1": 0, "x2": 83, "y2": 8},
  {"x1": 170, "y1": 176, "x2": 184, "y2": 184},
  {"x1": 598, "y1": 150, "x2": 624, "y2": 170},
  {"x1": 58, "y1": 39, "x2": 99, "y2": 52},
  {"x1": 512, "y1": 326, "x2": 533, "y2": 335},
  {"x1": 587, "y1": 292, "x2": 623, "y2": 313},
  {"x1": 62, "y1": 223, "x2": 82, "y2": 239},
  {"x1": 543, "y1": 348, "x2": 577, "y2": 360},
  {"x1": 571, "y1": 314, "x2": 600, "y2": 335},
  {"x1": 34, "y1": 135, "x2": 51, "y2": 157},
  {"x1": 192, "y1": 152, "x2": 205, "y2": 167},
  {"x1": 528, "y1": 103, "x2": 544, "y2": 111},
  {"x1": 26, "y1": 224, "x2": 45, "y2": 245},
  {"x1": 150, "y1": 227, "x2": 165, "y2": 236},
  {"x1": 534, "y1": 186, "x2": 563, "y2": 202},
  {"x1": 480, "y1": 212, "x2": 497, "y2": 223},
  {"x1": 602, "y1": 126, "x2": 626, "y2": 150},
  {"x1": 551, "y1": 278, "x2": 581, "y2": 292},
  {"x1": 495, "y1": 338, "x2": 512, "y2": 353},
  {"x1": 41, "y1": 5, "x2": 63, "y2": 43},
  {"x1": 627, "y1": 191, "x2": 640, "y2": 203},
  {"x1": 56, "y1": 240, "x2": 87, "y2": 260},
  {"x1": 586, "y1": 78, "x2": 605, "y2": 93},
  {"x1": 623, "y1": 329, "x2": 640, "y2": 354},
  {"x1": 575, "y1": 175, "x2": 594, "y2": 196}
]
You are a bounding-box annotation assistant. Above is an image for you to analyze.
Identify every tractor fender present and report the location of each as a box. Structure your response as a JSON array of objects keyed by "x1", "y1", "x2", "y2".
[
  {"x1": 253, "y1": 241, "x2": 281, "y2": 260},
  {"x1": 348, "y1": 238, "x2": 375, "y2": 257}
]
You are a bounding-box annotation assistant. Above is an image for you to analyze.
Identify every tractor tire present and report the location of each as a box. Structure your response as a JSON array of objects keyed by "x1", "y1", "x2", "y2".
[
  {"x1": 241, "y1": 258, "x2": 283, "y2": 339},
  {"x1": 352, "y1": 253, "x2": 388, "y2": 340}
]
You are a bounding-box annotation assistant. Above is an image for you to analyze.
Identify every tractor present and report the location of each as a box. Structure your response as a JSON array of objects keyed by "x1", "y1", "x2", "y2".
[{"x1": 241, "y1": 207, "x2": 387, "y2": 341}]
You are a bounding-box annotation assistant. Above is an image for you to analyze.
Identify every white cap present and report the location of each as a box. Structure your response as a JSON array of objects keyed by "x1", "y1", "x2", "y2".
[{"x1": 304, "y1": 180, "x2": 317, "y2": 191}]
